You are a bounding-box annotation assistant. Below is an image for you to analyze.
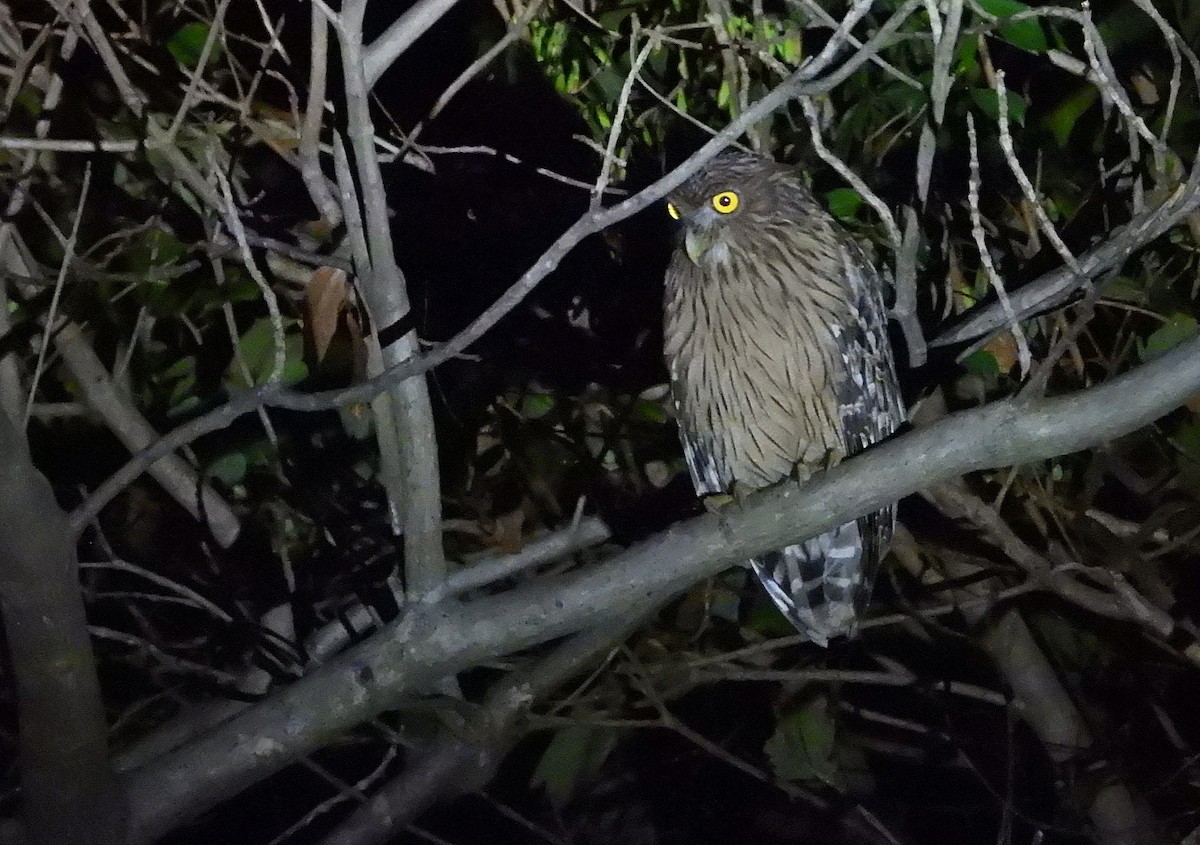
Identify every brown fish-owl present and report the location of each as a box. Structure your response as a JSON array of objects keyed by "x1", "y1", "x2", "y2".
[{"x1": 662, "y1": 151, "x2": 905, "y2": 645}]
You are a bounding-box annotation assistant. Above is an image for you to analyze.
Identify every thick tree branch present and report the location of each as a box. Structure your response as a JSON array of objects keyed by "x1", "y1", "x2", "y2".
[
  {"x1": 117, "y1": 330, "x2": 1200, "y2": 843},
  {"x1": 0, "y1": 412, "x2": 123, "y2": 845},
  {"x1": 363, "y1": 0, "x2": 465, "y2": 87},
  {"x1": 334, "y1": 1, "x2": 447, "y2": 594}
]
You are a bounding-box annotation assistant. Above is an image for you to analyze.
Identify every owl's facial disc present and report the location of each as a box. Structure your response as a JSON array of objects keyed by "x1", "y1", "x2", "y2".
[
  {"x1": 677, "y1": 199, "x2": 736, "y2": 265},
  {"x1": 669, "y1": 182, "x2": 744, "y2": 265}
]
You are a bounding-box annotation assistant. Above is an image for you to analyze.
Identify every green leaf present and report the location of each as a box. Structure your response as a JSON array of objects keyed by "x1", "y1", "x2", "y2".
[
  {"x1": 125, "y1": 227, "x2": 187, "y2": 273},
  {"x1": 764, "y1": 697, "x2": 840, "y2": 786},
  {"x1": 955, "y1": 36, "x2": 979, "y2": 76},
  {"x1": 976, "y1": 0, "x2": 1048, "y2": 52},
  {"x1": 632, "y1": 398, "x2": 668, "y2": 424},
  {"x1": 530, "y1": 726, "x2": 618, "y2": 808},
  {"x1": 743, "y1": 606, "x2": 799, "y2": 638},
  {"x1": 1139, "y1": 313, "x2": 1198, "y2": 362},
  {"x1": 777, "y1": 30, "x2": 802, "y2": 65},
  {"x1": 207, "y1": 452, "x2": 248, "y2": 487},
  {"x1": 520, "y1": 393, "x2": 555, "y2": 419},
  {"x1": 166, "y1": 395, "x2": 201, "y2": 418},
  {"x1": 1098, "y1": 275, "x2": 1143, "y2": 303},
  {"x1": 162, "y1": 356, "x2": 198, "y2": 417},
  {"x1": 1043, "y1": 87, "x2": 1098, "y2": 147},
  {"x1": 598, "y1": 7, "x2": 636, "y2": 31},
  {"x1": 161, "y1": 356, "x2": 196, "y2": 381},
  {"x1": 970, "y1": 88, "x2": 1027, "y2": 125},
  {"x1": 167, "y1": 22, "x2": 222, "y2": 68},
  {"x1": 226, "y1": 318, "x2": 307, "y2": 389},
  {"x1": 592, "y1": 66, "x2": 625, "y2": 102},
  {"x1": 716, "y1": 79, "x2": 731, "y2": 110},
  {"x1": 964, "y1": 349, "x2": 1000, "y2": 377},
  {"x1": 825, "y1": 188, "x2": 863, "y2": 222}
]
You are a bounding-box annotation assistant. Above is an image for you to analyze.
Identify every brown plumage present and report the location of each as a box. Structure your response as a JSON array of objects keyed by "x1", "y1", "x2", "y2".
[{"x1": 662, "y1": 151, "x2": 904, "y2": 645}]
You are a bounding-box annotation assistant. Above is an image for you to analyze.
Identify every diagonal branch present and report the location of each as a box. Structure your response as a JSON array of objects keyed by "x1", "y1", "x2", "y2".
[{"x1": 117, "y1": 327, "x2": 1200, "y2": 844}]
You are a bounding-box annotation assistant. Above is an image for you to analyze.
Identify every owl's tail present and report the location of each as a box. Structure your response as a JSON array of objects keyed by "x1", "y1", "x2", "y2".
[{"x1": 750, "y1": 512, "x2": 889, "y2": 646}]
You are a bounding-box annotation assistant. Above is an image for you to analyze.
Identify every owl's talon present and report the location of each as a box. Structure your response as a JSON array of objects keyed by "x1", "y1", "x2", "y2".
[
  {"x1": 822, "y1": 448, "x2": 845, "y2": 472},
  {"x1": 729, "y1": 482, "x2": 755, "y2": 506}
]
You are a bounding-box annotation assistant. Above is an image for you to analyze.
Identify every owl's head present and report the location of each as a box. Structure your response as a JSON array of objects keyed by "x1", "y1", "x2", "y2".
[{"x1": 665, "y1": 151, "x2": 821, "y2": 266}]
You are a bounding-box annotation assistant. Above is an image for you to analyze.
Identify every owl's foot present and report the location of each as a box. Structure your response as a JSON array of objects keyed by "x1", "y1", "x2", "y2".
[
  {"x1": 820, "y1": 447, "x2": 846, "y2": 472},
  {"x1": 791, "y1": 449, "x2": 845, "y2": 484}
]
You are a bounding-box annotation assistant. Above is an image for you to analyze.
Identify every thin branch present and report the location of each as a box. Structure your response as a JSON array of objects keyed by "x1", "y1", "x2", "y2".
[
  {"x1": 966, "y1": 113, "x2": 1032, "y2": 375},
  {"x1": 300, "y1": 4, "x2": 342, "y2": 226},
  {"x1": 928, "y1": 0, "x2": 962, "y2": 124},
  {"x1": 799, "y1": 96, "x2": 901, "y2": 252},
  {"x1": 892, "y1": 206, "x2": 927, "y2": 366},
  {"x1": 56, "y1": 321, "x2": 241, "y2": 549},
  {"x1": 993, "y1": 71, "x2": 1083, "y2": 277},
  {"x1": 426, "y1": 0, "x2": 545, "y2": 121},
  {"x1": 934, "y1": 3, "x2": 1200, "y2": 349},
  {"x1": 592, "y1": 29, "x2": 656, "y2": 209},
  {"x1": 164, "y1": 0, "x2": 231, "y2": 143},
  {"x1": 23, "y1": 163, "x2": 90, "y2": 427}
]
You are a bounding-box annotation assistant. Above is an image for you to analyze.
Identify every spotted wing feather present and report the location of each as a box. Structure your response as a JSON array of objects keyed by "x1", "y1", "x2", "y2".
[{"x1": 746, "y1": 248, "x2": 903, "y2": 645}]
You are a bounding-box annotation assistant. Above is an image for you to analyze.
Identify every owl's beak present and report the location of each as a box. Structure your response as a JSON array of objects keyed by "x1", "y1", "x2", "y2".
[{"x1": 684, "y1": 228, "x2": 714, "y2": 264}]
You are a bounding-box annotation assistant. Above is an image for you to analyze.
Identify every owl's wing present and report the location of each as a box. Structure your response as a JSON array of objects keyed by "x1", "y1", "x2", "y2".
[
  {"x1": 752, "y1": 245, "x2": 905, "y2": 644},
  {"x1": 674, "y1": 401, "x2": 727, "y2": 496},
  {"x1": 831, "y1": 245, "x2": 906, "y2": 456}
]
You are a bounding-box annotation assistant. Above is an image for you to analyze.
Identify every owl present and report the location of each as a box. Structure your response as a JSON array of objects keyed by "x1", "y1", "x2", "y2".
[{"x1": 662, "y1": 150, "x2": 905, "y2": 645}]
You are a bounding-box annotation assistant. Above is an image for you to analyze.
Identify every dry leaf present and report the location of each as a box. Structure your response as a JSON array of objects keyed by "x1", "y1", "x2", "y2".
[
  {"x1": 985, "y1": 331, "x2": 1020, "y2": 373},
  {"x1": 304, "y1": 267, "x2": 349, "y2": 363}
]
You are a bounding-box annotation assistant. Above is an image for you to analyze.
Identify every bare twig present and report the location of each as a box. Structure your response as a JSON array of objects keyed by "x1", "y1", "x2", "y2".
[
  {"x1": 923, "y1": 481, "x2": 1176, "y2": 638},
  {"x1": 966, "y1": 113, "x2": 1032, "y2": 375},
  {"x1": 592, "y1": 29, "x2": 656, "y2": 209},
  {"x1": 928, "y1": 0, "x2": 962, "y2": 124},
  {"x1": 799, "y1": 97, "x2": 902, "y2": 252},
  {"x1": 300, "y1": 4, "x2": 342, "y2": 225},
  {"x1": 23, "y1": 163, "x2": 90, "y2": 427},
  {"x1": 165, "y1": 0, "x2": 231, "y2": 143},
  {"x1": 55, "y1": 321, "x2": 241, "y2": 548},
  {"x1": 994, "y1": 71, "x2": 1083, "y2": 277},
  {"x1": 891, "y1": 206, "x2": 927, "y2": 366},
  {"x1": 427, "y1": 0, "x2": 545, "y2": 121}
]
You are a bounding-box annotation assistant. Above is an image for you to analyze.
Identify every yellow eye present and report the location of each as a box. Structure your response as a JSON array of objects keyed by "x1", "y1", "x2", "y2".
[
  {"x1": 711, "y1": 191, "x2": 739, "y2": 213},
  {"x1": 666, "y1": 202, "x2": 680, "y2": 220}
]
